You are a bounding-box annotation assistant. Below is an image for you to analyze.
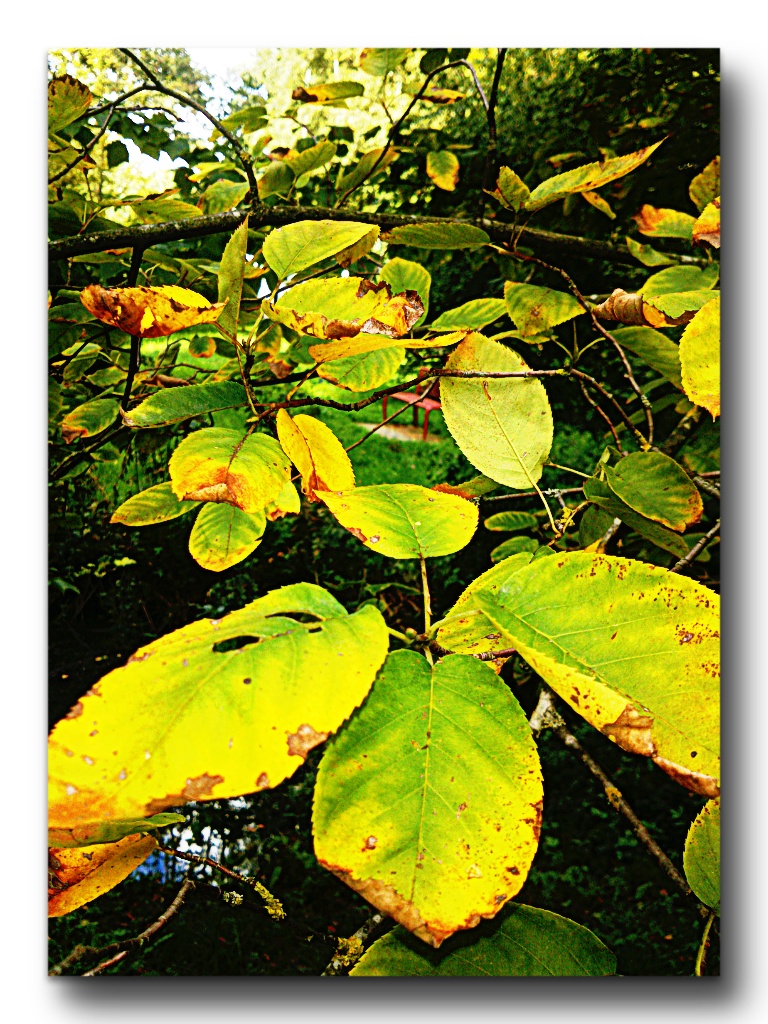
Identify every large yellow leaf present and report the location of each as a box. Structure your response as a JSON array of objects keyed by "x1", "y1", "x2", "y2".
[
  {"x1": 80, "y1": 285, "x2": 225, "y2": 338},
  {"x1": 276, "y1": 411, "x2": 355, "y2": 500},
  {"x1": 48, "y1": 584, "x2": 390, "y2": 828},
  {"x1": 49, "y1": 835, "x2": 157, "y2": 918},
  {"x1": 168, "y1": 427, "x2": 290, "y2": 513},
  {"x1": 680, "y1": 296, "x2": 720, "y2": 418}
]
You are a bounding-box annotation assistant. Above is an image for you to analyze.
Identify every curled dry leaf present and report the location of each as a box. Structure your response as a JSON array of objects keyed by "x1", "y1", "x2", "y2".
[
  {"x1": 592, "y1": 289, "x2": 695, "y2": 328},
  {"x1": 80, "y1": 284, "x2": 226, "y2": 338}
]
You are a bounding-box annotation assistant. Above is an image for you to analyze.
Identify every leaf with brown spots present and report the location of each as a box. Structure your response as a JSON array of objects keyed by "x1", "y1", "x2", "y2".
[
  {"x1": 48, "y1": 584, "x2": 389, "y2": 831},
  {"x1": 313, "y1": 651, "x2": 543, "y2": 946},
  {"x1": 471, "y1": 553, "x2": 720, "y2": 796},
  {"x1": 80, "y1": 284, "x2": 225, "y2": 338},
  {"x1": 49, "y1": 834, "x2": 156, "y2": 917},
  {"x1": 276, "y1": 411, "x2": 354, "y2": 500},
  {"x1": 48, "y1": 75, "x2": 92, "y2": 134}
]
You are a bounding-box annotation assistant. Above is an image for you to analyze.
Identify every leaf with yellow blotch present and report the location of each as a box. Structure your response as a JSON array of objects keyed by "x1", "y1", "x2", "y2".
[
  {"x1": 427, "y1": 151, "x2": 460, "y2": 191},
  {"x1": 632, "y1": 205, "x2": 696, "y2": 240},
  {"x1": 49, "y1": 812, "x2": 185, "y2": 850},
  {"x1": 262, "y1": 277, "x2": 423, "y2": 342},
  {"x1": 263, "y1": 220, "x2": 384, "y2": 279},
  {"x1": 292, "y1": 82, "x2": 364, "y2": 104},
  {"x1": 80, "y1": 285, "x2": 225, "y2": 338},
  {"x1": 49, "y1": 835, "x2": 157, "y2": 917},
  {"x1": 61, "y1": 399, "x2": 118, "y2": 444},
  {"x1": 470, "y1": 553, "x2": 720, "y2": 798},
  {"x1": 318, "y1": 484, "x2": 478, "y2": 559},
  {"x1": 525, "y1": 141, "x2": 665, "y2": 212},
  {"x1": 680, "y1": 297, "x2": 720, "y2": 418},
  {"x1": 313, "y1": 651, "x2": 543, "y2": 947},
  {"x1": 48, "y1": 75, "x2": 92, "y2": 134},
  {"x1": 308, "y1": 332, "x2": 421, "y2": 364},
  {"x1": 48, "y1": 583, "x2": 389, "y2": 827},
  {"x1": 504, "y1": 282, "x2": 585, "y2": 337},
  {"x1": 488, "y1": 166, "x2": 530, "y2": 212},
  {"x1": 265, "y1": 480, "x2": 301, "y2": 520},
  {"x1": 276, "y1": 411, "x2": 355, "y2": 500},
  {"x1": 111, "y1": 482, "x2": 201, "y2": 526},
  {"x1": 420, "y1": 88, "x2": 466, "y2": 104},
  {"x1": 692, "y1": 198, "x2": 720, "y2": 249},
  {"x1": 440, "y1": 333, "x2": 553, "y2": 490},
  {"x1": 188, "y1": 502, "x2": 266, "y2": 571},
  {"x1": 317, "y1": 345, "x2": 405, "y2": 392},
  {"x1": 168, "y1": 427, "x2": 290, "y2": 513},
  {"x1": 689, "y1": 157, "x2": 720, "y2": 212}
]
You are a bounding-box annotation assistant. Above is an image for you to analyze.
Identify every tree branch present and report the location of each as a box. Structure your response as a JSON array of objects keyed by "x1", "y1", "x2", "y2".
[
  {"x1": 480, "y1": 49, "x2": 507, "y2": 207},
  {"x1": 671, "y1": 519, "x2": 720, "y2": 573}
]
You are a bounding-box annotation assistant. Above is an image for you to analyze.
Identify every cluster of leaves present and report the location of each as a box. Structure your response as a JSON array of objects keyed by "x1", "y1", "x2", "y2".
[{"x1": 48, "y1": 48, "x2": 720, "y2": 977}]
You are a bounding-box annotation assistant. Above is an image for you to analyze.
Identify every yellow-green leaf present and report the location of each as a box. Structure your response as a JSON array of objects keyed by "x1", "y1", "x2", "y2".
[
  {"x1": 491, "y1": 537, "x2": 539, "y2": 562},
  {"x1": 80, "y1": 285, "x2": 225, "y2": 339},
  {"x1": 198, "y1": 179, "x2": 249, "y2": 216},
  {"x1": 276, "y1": 410, "x2": 355, "y2": 500},
  {"x1": 123, "y1": 382, "x2": 248, "y2": 428},
  {"x1": 526, "y1": 141, "x2": 664, "y2": 212},
  {"x1": 474, "y1": 553, "x2": 720, "y2": 797},
  {"x1": 484, "y1": 511, "x2": 538, "y2": 533},
  {"x1": 427, "y1": 151, "x2": 460, "y2": 191},
  {"x1": 692, "y1": 198, "x2": 720, "y2": 249},
  {"x1": 318, "y1": 345, "x2": 405, "y2": 392},
  {"x1": 217, "y1": 217, "x2": 249, "y2": 337},
  {"x1": 384, "y1": 223, "x2": 489, "y2": 249},
  {"x1": 127, "y1": 191, "x2": 203, "y2": 223},
  {"x1": 582, "y1": 190, "x2": 616, "y2": 219},
  {"x1": 188, "y1": 502, "x2": 266, "y2": 571},
  {"x1": 431, "y1": 298, "x2": 507, "y2": 332},
  {"x1": 689, "y1": 157, "x2": 720, "y2": 213},
  {"x1": 49, "y1": 835, "x2": 157, "y2": 918},
  {"x1": 48, "y1": 584, "x2": 389, "y2": 827},
  {"x1": 168, "y1": 427, "x2": 290, "y2": 513},
  {"x1": 439, "y1": 333, "x2": 553, "y2": 489},
  {"x1": 313, "y1": 651, "x2": 543, "y2": 946},
  {"x1": 286, "y1": 142, "x2": 338, "y2": 179},
  {"x1": 48, "y1": 75, "x2": 92, "y2": 134},
  {"x1": 263, "y1": 221, "x2": 380, "y2": 279},
  {"x1": 639, "y1": 264, "x2": 719, "y2": 298},
  {"x1": 632, "y1": 205, "x2": 696, "y2": 240},
  {"x1": 292, "y1": 82, "x2": 364, "y2": 104},
  {"x1": 625, "y1": 237, "x2": 677, "y2": 267},
  {"x1": 352, "y1": 904, "x2": 616, "y2": 975},
  {"x1": 504, "y1": 282, "x2": 585, "y2": 337},
  {"x1": 49, "y1": 812, "x2": 185, "y2": 850},
  {"x1": 582, "y1": 477, "x2": 688, "y2": 558},
  {"x1": 257, "y1": 160, "x2": 294, "y2": 200},
  {"x1": 334, "y1": 227, "x2": 380, "y2": 269},
  {"x1": 265, "y1": 480, "x2": 301, "y2": 521},
  {"x1": 359, "y1": 48, "x2": 410, "y2": 75},
  {"x1": 318, "y1": 484, "x2": 478, "y2": 558},
  {"x1": 111, "y1": 482, "x2": 201, "y2": 526},
  {"x1": 604, "y1": 327, "x2": 682, "y2": 390},
  {"x1": 604, "y1": 452, "x2": 703, "y2": 532},
  {"x1": 336, "y1": 147, "x2": 398, "y2": 195},
  {"x1": 680, "y1": 297, "x2": 720, "y2": 418},
  {"x1": 61, "y1": 399, "x2": 118, "y2": 445},
  {"x1": 683, "y1": 798, "x2": 720, "y2": 911},
  {"x1": 488, "y1": 166, "x2": 530, "y2": 211}
]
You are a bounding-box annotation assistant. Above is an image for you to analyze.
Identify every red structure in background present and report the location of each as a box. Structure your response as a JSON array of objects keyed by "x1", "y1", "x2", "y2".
[{"x1": 380, "y1": 378, "x2": 441, "y2": 442}]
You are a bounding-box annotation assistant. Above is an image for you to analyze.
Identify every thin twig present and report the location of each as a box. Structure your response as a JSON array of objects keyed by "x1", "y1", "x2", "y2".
[
  {"x1": 50, "y1": 878, "x2": 196, "y2": 975},
  {"x1": 48, "y1": 104, "x2": 118, "y2": 185},
  {"x1": 481, "y1": 486, "x2": 584, "y2": 503},
  {"x1": 344, "y1": 393, "x2": 424, "y2": 453},
  {"x1": 420, "y1": 555, "x2": 432, "y2": 634},
  {"x1": 578, "y1": 378, "x2": 624, "y2": 450},
  {"x1": 479, "y1": 49, "x2": 507, "y2": 212},
  {"x1": 529, "y1": 688, "x2": 691, "y2": 897},
  {"x1": 322, "y1": 913, "x2": 386, "y2": 976},
  {"x1": 695, "y1": 911, "x2": 716, "y2": 976},
  {"x1": 119, "y1": 245, "x2": 146, "y2": 411},
  {"x1": 671, "y1": 520, "x2": 720, "y2": 573}
]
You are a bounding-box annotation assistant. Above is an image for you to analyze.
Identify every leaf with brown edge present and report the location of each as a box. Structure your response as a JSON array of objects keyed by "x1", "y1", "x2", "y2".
[
  {"x1": 471, "y1": 553, "x2": 720, "y2": 797},
  {"x1": 61, "y1": 399, "x2": 118, "y2": 444},
  {"x1": 80, "y1": 285, "x2": 225, "y2": 338},
  {"x1": 292, "y1": 81, "x2": 364, "y2": 104},
  {"x1": 318, "y1": 484, "x2": 478, "y2": 559},
  {"x1": 262, "y1": 277, "x2": 423, "y2": 342},
  {"x1": 313, "y1": 651, "x2": 543, "y2": 947},
  {"x1": 427, "y1": 151, "x2": 460, "y2": 191},
  {"x1": 49, "y1": 835, "x2": 157, "y2": 917},
  {"x1": 604, "y1": 452, "x2": 703, "y2": 532},
  {"x1": 48, "y1": 584, "x2": 389, "y2": 828},
  {"x1": 48, "y1": 75, "x2": 92, "y2": 134},
  {"x1": 276, "y1": 410, "x2": 355, "y2": 500},
  {"x1": 692, "y1": 198, "x2": 720, "y2": 249},
  {"x1": 168, "y1": 427, "x2": 290, "y2": 513},
  {"x1": 632, "y1": 205, "x2": 696, "y2": 240},
  {"x1": 488, "y1": 166, "x2": 530, "y2": 212}
]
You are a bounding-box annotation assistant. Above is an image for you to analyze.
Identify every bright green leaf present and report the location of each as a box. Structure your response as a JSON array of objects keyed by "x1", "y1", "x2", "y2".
[
  {"x1": 111, "y1": 482, "x2": 201, "y2": 526},
  {"x1": 484, "y1": 511, "x2": 539, "y2": 532},
  {"x1": 49, "y1": 585, "x2": 389, "y2": 827},
  {"x1": 625, "y1": 237, "x2": 677, "y2": 267},
  {"x1": 491, "y1": 537, "x2": 540, "y2": 562},
  {"x1": 318, "y1": 484, "x2": 478, "y2": 559},
  {"x1": 217, "y1": 218, "x2": 249, "y2": 337},
  {"x1": 61, "y1": 399, "x2": 117, "y2": 444},
  {"x1": 352, "y1": 904, "x2": 616, "y2": 975},
  {"x1": 647, "y1": 290, "x2": 719, "y2": 320},
  {"x1": 313, "y1": 650, "x2": 543, "y2": 946},
  {"x1": 286, "y1": 141, "x2": 337, "y2": 178},
  {"x1": 639, "y1": 264, "x2": 718, "y2": 298},
  {"x1": 317, "y1": 346, "x2": 405, "y2": 391},
  {"x1": 263, "y1": 221, "x2": 377, "y2": 279},
  {"x1": 384, "y1": 223, "x2": 489, "y2": 249},
  {"x1": 431, "y1": 298, "x2": 507, "y2": 332},
  {"x1": 123, "y1": 383, "x2": 248, "y2": 428},
  {"x1": 440, "y1": 333, "x2": 553, "y2": 489}
]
